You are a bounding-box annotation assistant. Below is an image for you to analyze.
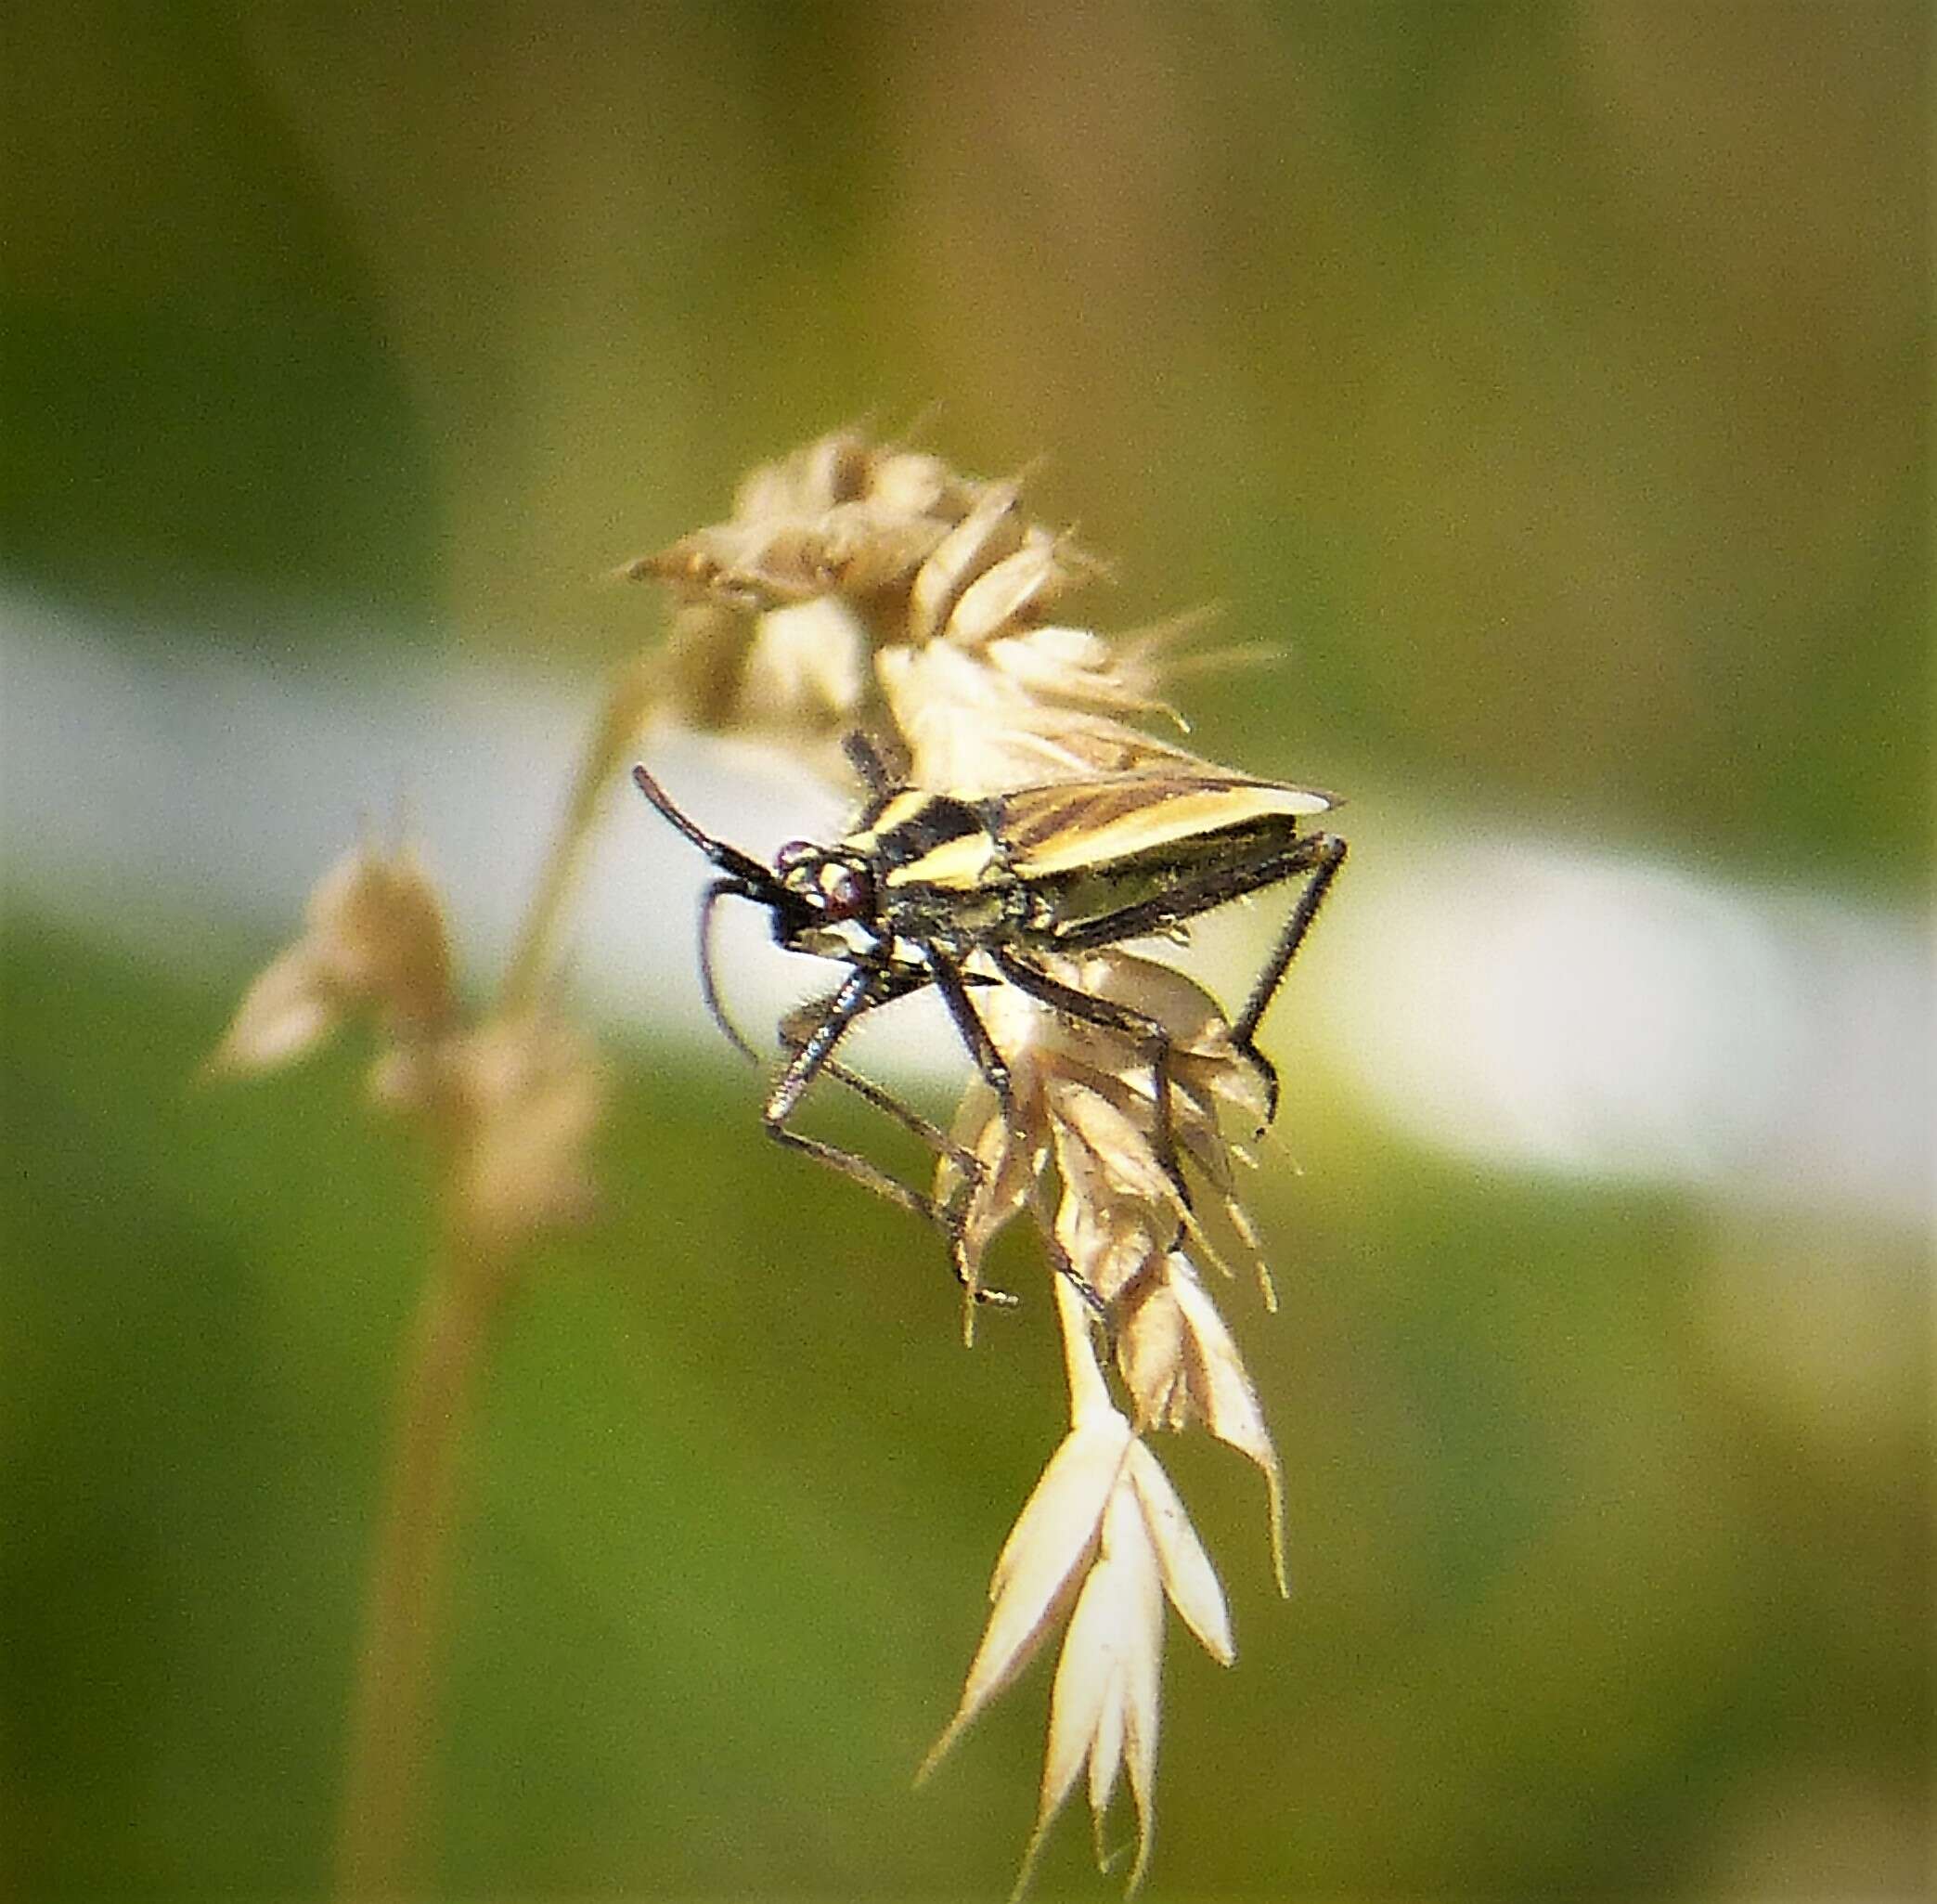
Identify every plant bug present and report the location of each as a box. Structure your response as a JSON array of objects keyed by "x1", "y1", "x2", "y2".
[{"x1": 632, "y1": 736, "x2": 1346, "y2": 1309}]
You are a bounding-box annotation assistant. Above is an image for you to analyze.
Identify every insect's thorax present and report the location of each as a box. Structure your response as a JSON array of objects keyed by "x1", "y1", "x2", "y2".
[{"x1": 842, "y1": 793, "x2": 1013, "y2": 948}]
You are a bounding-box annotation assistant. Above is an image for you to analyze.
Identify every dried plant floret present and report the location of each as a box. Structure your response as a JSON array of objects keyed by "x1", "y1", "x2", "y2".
[
  {"x1": 919, "y1": 1404, "x2": 1135, "y2": 1774},
  {"x1": 878, "y1": 640, "x2": 1217, "y2": 796},
  {"x1": 952, "y1": 958, "x2": 1297, "y2": 1617},
  {"x1": 624, "y1": 428, "x2": 1186, "y2": 790},
  {"x1": 413, "y1": 1013, "x2": 607, "y2": 1255},
  {"x1": 924, "y1": 1281, "x2": 1239, "y2": 1898},
  {"x1": 1115, "y1": 1252, "x2": 1289, "y2": 1597},
  {"x1": 219, "y1": 838, "x2": 605, "y2": 1261},
  {"x1": 209, "y1": 836, "x2": 454, "y2": 1075},
  {"x1": 937, "y1": 951, "x2": 1276, "y2": 1302}
]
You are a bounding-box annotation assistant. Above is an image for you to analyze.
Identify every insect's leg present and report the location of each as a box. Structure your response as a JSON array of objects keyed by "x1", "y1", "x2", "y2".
[
  {"x1": 1232, "y1": 833, "x2": 1348, "y2": 1122},
  {"x1": 766, "y1": 966, "x2": 1017, "y2": 1310},
  {"x1": 782, "y1": 999, "x2": 982, "y2": 1200},
  {"x1": 701, "y1": 881, "x2": 939, "y2": 1145},
  {"x1": 781, "y1": 965, "x2": 993, "y2": 1242},
  {"x1": 811, "y1": 1056, "x2": 968, "y2": 1176},
  {"x1": 841, "y1": 730, "x2": 897, "y2": 804},
  {"x1": 701, "y1": 887, "x2": 976, "y2": 1169},
  {"x1": 1020, "y1": 1170, "x2": 1114, "y2": 1337},
  {"x1": 764, "y1": 969, "x2": 932, "y2": 1223},
  {"x1": 924, "y1": 952, "x2": 1108, "y2": 1325},
  {"x1": 925, "y1": 952, "x2": 1012, "y2": 1103},
  {"x1": 714, "y1": 924, "x2": 966, "y2": 1172},
  {"x1": 973, "y1": 948, "x2": 1182, "y2": 1326},
  {"x1": 988, "y1": 948, "x2": 1191, "y2": 1209},
  {"x1": 905, "y1": 953, "x2": 1030, "y2": 1308}
]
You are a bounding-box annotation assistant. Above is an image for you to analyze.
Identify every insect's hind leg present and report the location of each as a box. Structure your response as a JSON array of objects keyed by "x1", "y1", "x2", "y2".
[
  {"x1": 1232, "y1": 833, "x2": 1348, "y2": 1123},
  {"x1": 800, "y1": 1051, "x2": 1014, "y2": 1302}
]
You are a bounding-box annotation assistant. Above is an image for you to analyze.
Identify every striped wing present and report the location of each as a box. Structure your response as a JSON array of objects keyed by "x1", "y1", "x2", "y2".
[{"x1": 995, "y1": 774, "x2": 1335, "y2": 880}]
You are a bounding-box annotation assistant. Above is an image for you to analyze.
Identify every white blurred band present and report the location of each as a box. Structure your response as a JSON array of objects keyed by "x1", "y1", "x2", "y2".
[{"x1": 4, "y1": 587, "x2": 1928, "y2": 1231}]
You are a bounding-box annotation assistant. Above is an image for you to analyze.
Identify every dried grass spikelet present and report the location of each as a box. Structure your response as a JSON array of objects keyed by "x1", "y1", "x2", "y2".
[
  {"x1": 878, "y1": 633, "x2": 1207, "y2": 796},
  {"x1": 629, "y1": 431, "x2": 1305, "y2": 1896},
  {"x1": 373, "y1": 1012, "x2": 608, "y2": 1255},
  {"x1": 937, "y1": 951, "x2": 1275, "y2": 1303},
  {"x1": 622, "y1": 427, "x2": 1245, "y2": 793},
  {"x1": 936, "y1": 952, "x2": 1289, "y2": 1591},
  {"x1": 921, "y1": 1278, "x2": 1236, "y2": 1900},
  {"x1": 214, "y1": 836, "x2": 606, "y2": 1259},
  {"x1": 922, "y1": 948, "x2": 1289, "y2": 1892},
  {"x1": 209, "y1": 836, "x2": 455, "y2": 1075}
]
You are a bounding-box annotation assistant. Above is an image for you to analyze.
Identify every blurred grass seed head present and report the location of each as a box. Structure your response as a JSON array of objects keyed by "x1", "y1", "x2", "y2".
[{"x1": 217, "y1": 428, "x2": 1327, "y2": 1897}]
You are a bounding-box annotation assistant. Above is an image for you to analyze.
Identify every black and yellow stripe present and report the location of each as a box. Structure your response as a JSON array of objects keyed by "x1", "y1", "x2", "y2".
[{"x1": 851, "y1": 774, "x2": 1334, "y2": 898}]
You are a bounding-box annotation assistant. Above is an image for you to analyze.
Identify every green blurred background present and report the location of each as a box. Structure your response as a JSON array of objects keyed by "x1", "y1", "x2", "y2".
[{"x1": 3, "y1": 4, "x2": 1929, "y2": 1898}]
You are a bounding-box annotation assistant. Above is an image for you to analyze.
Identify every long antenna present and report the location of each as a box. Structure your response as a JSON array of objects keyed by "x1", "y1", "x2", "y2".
[
  {"x1": 694, "y1": 879, "x2": 766, "y2": 1067},
  {"x1": 631, "y1": 763, "x2": 774, "y2": 890}
]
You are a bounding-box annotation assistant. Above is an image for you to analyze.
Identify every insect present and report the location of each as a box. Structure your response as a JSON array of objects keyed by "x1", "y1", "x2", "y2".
[{"x1": 632, "y1": 737, "x2": 1346, "y2": 1307}]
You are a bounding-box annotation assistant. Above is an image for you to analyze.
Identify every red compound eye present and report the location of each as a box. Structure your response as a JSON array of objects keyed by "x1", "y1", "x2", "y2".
[
  {"x1": 773, "y1": 840, "x2": 816, "y2": 873},
  {"x1": 820, "y1": 863, "x2": 872, "y2": 922}
]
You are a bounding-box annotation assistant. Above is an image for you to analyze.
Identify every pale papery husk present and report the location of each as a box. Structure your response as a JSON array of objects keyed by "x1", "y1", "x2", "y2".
[
  {"x1": 937, "y1": 952, "x2": 1273, "y2": 1296},
  {"x1": 918, "y1": 1406, "x2": 1134, "y2": 1784},
  {"x1": 209, "y1": 838, "x2": 455, "y2": 1075},
  {"x1": 1014, "y1": 1473, "x2": 1165, "y2": 1902},
  {"x1": 879, "y1": 641, "x2": 1220, "y2": 796},
  {"x1": 941, "y1": 534, "x2": 1097, "y2": 648},
  {"x1": 982, "y1": 624, "x2": 1180, "y2": 719},
  {"x1": 438, "y1": 1013, "x2": 608, "y2": 1254},
  {"x1": 1115, "y1": 1252, "x2": 1289, "y2": 1597},
  {"x1": 931, "y1": 1282, "x2": 1239, "y2": 1901},
  {"x1": 626, "y1": 428, "x2": 1205, "y2": 792}
]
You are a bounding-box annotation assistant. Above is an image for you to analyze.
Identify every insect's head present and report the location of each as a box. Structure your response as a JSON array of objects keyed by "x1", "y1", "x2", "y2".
[
  {"x1": 770, "y1": 838, "x2": 878, "y2": 953},
  {"x1": 630, "y1": 764, "x2": 879, "y2": 958}
]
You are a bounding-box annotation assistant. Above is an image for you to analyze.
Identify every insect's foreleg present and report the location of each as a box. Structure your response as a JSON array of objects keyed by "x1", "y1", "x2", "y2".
[
  {"x1": 763, "y1": 970, "x2": 932, "y2": 1223},
  {"x1": 926, "y1": 952, "x2": 1012, "y2": 1104},
  {"x1": 811, "y1": 1056, "x2": 950, "y2": 1154},
  {"x1": 766, "y1": 966, "x2": 1017, "y2": 1310},
  {"x1": 1233, "y1": 832, "x2": 1348, "y2": 1121},
  {"x1": 704, "y1": 890, "x2": 970, "y2": 1168}
]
